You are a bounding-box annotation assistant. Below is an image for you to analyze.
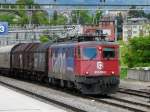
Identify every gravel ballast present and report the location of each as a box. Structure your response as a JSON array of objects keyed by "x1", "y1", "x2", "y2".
[{"x1": 0, "y1": 76, "x2": 130, "y2": 112}]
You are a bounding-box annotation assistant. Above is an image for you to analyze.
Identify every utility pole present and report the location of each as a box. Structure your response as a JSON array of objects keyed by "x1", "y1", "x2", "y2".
[
  {"x1": 100, "y1": 0, "x2": 106, "y2": 7},
  {"x1": 77, "y1": 10, "x2": 80, "y2": 24},
  {"x1": 115, "y1": 19, "x2": 118, "y2": 42},
  {"x1": 53, "y1": 0, "x2": 57, "y2": 25},
  {"x1": 100, "y1": 0, "x2": 106, "y2": 2}
]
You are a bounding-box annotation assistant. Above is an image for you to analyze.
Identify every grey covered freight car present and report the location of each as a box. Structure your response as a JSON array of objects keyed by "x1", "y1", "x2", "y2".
[{"x1": 0, "y1": 45, "x2": 16, "y2": 74}]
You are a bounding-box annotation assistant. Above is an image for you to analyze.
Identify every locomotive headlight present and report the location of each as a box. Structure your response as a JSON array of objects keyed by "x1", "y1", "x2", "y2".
[
  {"x1": 85, "y1": 72, "x2": 89, "y2": 75},
  {"x1": 98, "y1": 47, "x2": 102, "y2": 50},
  {"x1": 112, "y1": 71, "x2": 114, "y2": 74}
]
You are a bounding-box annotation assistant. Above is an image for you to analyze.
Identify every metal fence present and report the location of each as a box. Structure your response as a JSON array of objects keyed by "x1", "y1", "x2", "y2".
[{"x1": 128, "y1": 69, "x2": 150, "y2": 81}]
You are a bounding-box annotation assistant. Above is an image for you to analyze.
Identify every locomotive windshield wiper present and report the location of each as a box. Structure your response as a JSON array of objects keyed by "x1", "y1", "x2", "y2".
[{"x1": 90, "y1": 53, "x2": 97, "y2": 60}]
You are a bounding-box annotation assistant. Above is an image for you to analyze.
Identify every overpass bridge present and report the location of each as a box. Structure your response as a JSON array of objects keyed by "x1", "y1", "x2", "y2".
[{"x1": 0, "y1": 25, "x2": 83, "y2": 46}]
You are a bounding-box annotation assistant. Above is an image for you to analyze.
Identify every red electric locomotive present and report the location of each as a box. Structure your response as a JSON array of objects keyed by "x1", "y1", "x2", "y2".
[
  {"x1": 48, "y1": 35, "x2": 120, "y2": 94},
  {"x1": 0, "y1": 35, "x2": 120, "y2": 95}
]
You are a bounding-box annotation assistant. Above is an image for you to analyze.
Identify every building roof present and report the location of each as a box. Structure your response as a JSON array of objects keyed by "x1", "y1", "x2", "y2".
[
  {"x1": 128, "y1": 18, "x2": 148, "y2": 21},
  {"x1": 124, "y1": 17, "x2": 149, "y2": 25},
  {"x1": 0, "y1": 44, "x2": 16, "y2": 53}
]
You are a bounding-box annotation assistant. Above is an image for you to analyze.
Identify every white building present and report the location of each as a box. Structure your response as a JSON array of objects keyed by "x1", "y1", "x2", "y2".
[
  {"x1": 123, "y1": 18, "x2": 149, "y2": 41},
  {"x1": 105, "y1": 10, "x2": 128, "y2": 19}
]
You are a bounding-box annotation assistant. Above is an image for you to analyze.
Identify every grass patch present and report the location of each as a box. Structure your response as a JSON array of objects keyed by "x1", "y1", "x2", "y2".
[
  {"x1": 117, "y1": 41, "x2": 128, "y2": 79},
  {"x1": 118, "y1": 40, "x2": 128, "y2": 67},
  {"x1": 120, "y1": 67, "x2": 128, "y2": 79}
]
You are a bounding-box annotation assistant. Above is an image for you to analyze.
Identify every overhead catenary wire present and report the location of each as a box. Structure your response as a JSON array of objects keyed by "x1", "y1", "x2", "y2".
[{"x1": 0, "y1": 3, "x2": 150, "y2": 11}]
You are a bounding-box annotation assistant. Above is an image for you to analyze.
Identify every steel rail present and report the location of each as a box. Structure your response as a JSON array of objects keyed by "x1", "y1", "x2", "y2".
[
  {"x1": 119, "y1": 88, "x2": 150, "y2": 95},
  {"x1": 88, "y1": 96, "x2": 150, "y2": 112},
  {"x1": 118, "y1": 90, "x2": 150, "y2": 99},
  {"x1": 110, "y1": 96, "x2": 150, "y2": 108}
]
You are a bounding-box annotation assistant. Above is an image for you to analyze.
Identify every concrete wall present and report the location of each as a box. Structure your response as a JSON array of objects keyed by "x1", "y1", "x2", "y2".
[{"x1": 128, "y1": 69, "x2": 150, "y2": 81}]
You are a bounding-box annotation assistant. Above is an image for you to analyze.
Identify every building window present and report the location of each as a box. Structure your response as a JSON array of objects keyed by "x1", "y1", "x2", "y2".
[
  {"x1": 133, "y1": 25, "x2": 137, "y2": 28},
  {"x1": 133, "y1": 31, "x2": 137, "y2": 34},
  {"x1": 124, "y1": 25, "x2": 130, "y2": 29}
]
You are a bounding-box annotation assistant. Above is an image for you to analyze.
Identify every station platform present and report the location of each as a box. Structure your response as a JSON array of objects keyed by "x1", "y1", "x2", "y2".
[
  {"x1": 120, "y1": 79, "x2": 150, "y2": 90},
  {"x1": 0, "y1": 84, "x2": 66, "y2": 112}
]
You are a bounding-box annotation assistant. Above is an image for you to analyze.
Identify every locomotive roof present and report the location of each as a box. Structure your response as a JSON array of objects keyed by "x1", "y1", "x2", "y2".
[
  {"x1": 12, "y1": 43, "x2": 29, "y2": 53},
  {"x1": 0, "y1": 44, "x2": 16, "y2": 53},
  {"x1": 23, "y1": 43, "x2": 40, "y2": 52},
  {"x1": 12, "y1": 43, "x2": 39, "y2": 53},
  {"x1": 51, "y1": 41, "x2": 118, "y2": 47}
]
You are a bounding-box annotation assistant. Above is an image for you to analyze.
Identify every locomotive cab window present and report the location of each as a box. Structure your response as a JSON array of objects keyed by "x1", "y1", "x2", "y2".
[
  {"x1": 103, "y1": 48, "x2": 115, "y2": 59},
  {"x1": 82, "y1": 47, "x2": 97, "y2": 60}
]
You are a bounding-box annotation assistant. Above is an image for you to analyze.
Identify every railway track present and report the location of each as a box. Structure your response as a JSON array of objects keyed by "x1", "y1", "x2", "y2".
[
  {"x1": 118, "y1": 88, "x2": 150, "y2": 98},
  {"x1": 0, "y1": 80, "x2": 86, "y2": 112},
  {"x1": 0, "y1": 76, "x2": 149, "y2": 112},
  {"x1": 88, "y1": 96, "x2": 150, "y2": 112},
  {"x1": 120, "y1": 88, "x2": 150, "y2": 94}
]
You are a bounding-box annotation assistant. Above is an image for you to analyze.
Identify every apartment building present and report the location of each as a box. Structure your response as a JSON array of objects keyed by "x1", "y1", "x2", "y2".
[{"x1": 123, "y1": 18, "x2": 149, "y2": 41}]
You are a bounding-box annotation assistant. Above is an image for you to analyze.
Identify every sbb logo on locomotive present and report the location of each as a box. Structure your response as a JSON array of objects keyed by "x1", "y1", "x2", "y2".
[{"x1": 97, "y1": 61, "x2": 103, "y2": 70}]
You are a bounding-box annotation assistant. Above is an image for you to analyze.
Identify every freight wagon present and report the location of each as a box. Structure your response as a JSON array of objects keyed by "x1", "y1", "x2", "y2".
[{"x1": 0, "y1": 36, "x2": 120, "y2": 95}]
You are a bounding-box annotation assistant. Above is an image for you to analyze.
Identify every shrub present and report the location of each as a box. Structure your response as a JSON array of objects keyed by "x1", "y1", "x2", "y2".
[
  {"x1": 124, "y1": 36, "x2": 150, "y2": 68},
  {"x1": 39, "y1": 35, "x2": 49, "y2": 43}
]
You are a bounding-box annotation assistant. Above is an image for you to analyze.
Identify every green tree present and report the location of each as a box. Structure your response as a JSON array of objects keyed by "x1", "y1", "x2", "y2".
[
  {"x1": 15, "y1": 0, "x2": 49, "y2": 25},
  {"x1": 0, "y1": 12, "x2": 16, "y2": 24},
  {"x1": 128, "y1": 6, "x2": 146, "y2": 18},
  {"x1": 32, "y1": 11, "x2": 49, "y2": 25},
  {"x1": 94, "y1": 10, "x2": 102, "y2": 24},
  {"x1": 124, "y1": 36, "x2": 150, "y2": 68},
  {"x1": 71, "y1": 10, "x2": 93, "y2": 25},
  {"x1": 145, "y1": 13, "x2": 150, "y2": 19},
  {"x1": 50, "y1": 14, "x2": 67, "y2": 25}
]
